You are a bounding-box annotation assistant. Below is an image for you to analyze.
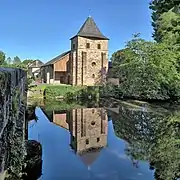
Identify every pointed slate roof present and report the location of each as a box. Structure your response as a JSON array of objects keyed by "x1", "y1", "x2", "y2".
[{"x1": 71, "y1": 17, "x2": 109, "y2": 40}]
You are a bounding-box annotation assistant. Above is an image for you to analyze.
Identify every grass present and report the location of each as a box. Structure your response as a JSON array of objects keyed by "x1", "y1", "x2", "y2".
[
  {"x1": 30, "y1": 84, "x2": 70, "y2": 91},
  {"x1": 44, "y1": 85, "x2": 84, "y2": 99},
  {"x1": 28, "y1": 84, "x2": 100, "y2": 101}
]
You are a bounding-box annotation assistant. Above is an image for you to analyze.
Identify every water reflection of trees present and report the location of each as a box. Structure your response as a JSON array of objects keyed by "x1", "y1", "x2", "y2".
[{"x1": 112, "y1": 106, "x2": 180, "y2": 180}]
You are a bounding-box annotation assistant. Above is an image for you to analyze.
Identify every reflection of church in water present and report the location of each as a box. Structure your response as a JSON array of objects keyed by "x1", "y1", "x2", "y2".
[{"x1": 52, "y1": 108, "x2": 108, "y2": 166}]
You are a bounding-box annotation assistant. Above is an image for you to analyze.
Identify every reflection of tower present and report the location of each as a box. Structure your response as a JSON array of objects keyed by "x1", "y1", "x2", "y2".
[
  {"x1": 50, "y1": 107, "x2": 108, "y2": 167},
  {"x1": 68, "y1": 108, "x2": 108, "y2": 154}
]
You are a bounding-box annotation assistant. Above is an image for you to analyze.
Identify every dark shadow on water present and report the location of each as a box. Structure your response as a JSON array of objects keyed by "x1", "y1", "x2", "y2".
[{"x1": 23, "y1": 160, "x2": 42, "y2": 180}]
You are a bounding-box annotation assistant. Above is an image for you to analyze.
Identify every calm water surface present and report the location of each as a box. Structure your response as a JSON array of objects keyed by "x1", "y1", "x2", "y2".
[{"x1": 28, "y1": 101, "x2": 180, "y2": 180}]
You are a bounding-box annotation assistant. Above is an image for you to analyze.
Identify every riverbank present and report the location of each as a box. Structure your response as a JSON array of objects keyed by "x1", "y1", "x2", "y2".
[
  {"x1": 28, "y1": 84, "x2": 82, "y2": 99},
  {"x1": 28, "y1": 84, "x2": 100, "y2": 102},
  {"x1": 27, "y1": 84, "x2": 180, "y2": 111}
]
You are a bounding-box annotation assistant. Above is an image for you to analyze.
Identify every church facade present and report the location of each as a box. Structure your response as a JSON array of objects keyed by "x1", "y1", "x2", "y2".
[{"x1": 41, "y1": 16, "x2": 109, "y2": 86}]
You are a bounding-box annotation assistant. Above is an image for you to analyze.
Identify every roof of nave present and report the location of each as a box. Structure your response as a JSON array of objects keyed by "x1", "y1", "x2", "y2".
[{"x1": 42, "y1": 50, "x2": 70, "y2": 67}]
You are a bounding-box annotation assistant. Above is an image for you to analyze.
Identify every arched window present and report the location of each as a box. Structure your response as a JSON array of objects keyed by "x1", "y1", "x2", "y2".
[
  {"x1": 91, "y1": 121, "x2": 95, "y2": 126},
  {"x1": 97, "y1": 44, "x2": 101, "y2": 49},
  {"x1": 86, "y1": 43, "x2": 90, "y2": 48},
  {"x1": 92, "y1": 74, "x2": 95, "y2": 78},
  {"x1": 86, "y1": 139, "x2": 89, "y2": 145},
  {"x1": 92, "y1": 62, "x2": 96, "y2": 67}
]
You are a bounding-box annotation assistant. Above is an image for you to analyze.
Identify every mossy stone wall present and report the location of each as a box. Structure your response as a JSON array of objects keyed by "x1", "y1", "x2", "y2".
[{"x1": 0, "y1": 68, "x2": 27, "y2": 179}]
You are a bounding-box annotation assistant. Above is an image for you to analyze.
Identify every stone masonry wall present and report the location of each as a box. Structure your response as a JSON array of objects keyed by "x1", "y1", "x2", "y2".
[
  {"x1": 0, "y1": 68, "x2": 27, "y2": 179},
  {"x1": 71, "y1": 36, "x2": 108, "y2": 86},
  {"x1": 71, "y1": 108, "x2": 108, "y2": 153},
  {"x1": 71, "y1": 37, "x2": 78, "y2": 85}
]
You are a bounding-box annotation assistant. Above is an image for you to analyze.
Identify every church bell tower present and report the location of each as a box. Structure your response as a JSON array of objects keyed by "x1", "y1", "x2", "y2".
[{"x1": 70, "y1": 17, "x2": 109, "y2": 86}]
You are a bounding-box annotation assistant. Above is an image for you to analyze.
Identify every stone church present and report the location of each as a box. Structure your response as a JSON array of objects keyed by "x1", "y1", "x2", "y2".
[{"x1": 41, "y1": 16, "x2": 109, "y2": 86}]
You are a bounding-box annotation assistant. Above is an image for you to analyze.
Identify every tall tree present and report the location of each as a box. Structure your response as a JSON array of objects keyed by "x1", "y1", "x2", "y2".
[
  {"x1": 0, "y1": 51, "x2": 6, "y2": 65},
  {"x1": 6, "y1": 57, "x2": 12, "y2": 64},
  {"x1": 13, "y1": 56, "x2": 21, "y2": 64},
  {"x1": 150, "y1": 0, "x2": 180, "y2": 42},
  {"x1": 22, "y1": 59, "x2": 34, "y2": 66},
  {"x1": 111, "y1": 48, "x2": 136, "y2": 78},
  {"x1": 111, "y1": 36, "x2": 180, "y2": 100},
  {"x1": 154, "y1": 8, "x2": 180, "y2": 46}
]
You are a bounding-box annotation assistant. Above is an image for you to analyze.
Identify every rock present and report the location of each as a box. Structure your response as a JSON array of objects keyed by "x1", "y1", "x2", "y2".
[{"x1": 25, "y1": 140, "x2": 42, "y2": 169}]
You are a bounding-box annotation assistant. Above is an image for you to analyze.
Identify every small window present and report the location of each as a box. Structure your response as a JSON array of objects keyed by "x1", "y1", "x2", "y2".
[
  {"x1": 91, "y1": 121, "x2": 95, "y2": 126},
  {"x1": 92, "y1": 109, "x2": 95, "y2": 113},
  {"x1": 86, "y1": 139, "x2": 89, "y2": 145},
  {"x1": 97, "y1": 138, "x2": 100, "y2": 142},
  {"x1": 97, "y1": 44, "x2": 101, "y2": 49},
  {"x1": 92, "y1": 74, "x2": 95, "y2": 78},
  {"x1": 86, "y1": 43, "x2": 90, "y2": 48},
  {"x1": 73, "y1": 44, "x2": 75, "y2": 49},
  {"x1": 92, "y1": 62, "x2": 96, "y2": 67}
]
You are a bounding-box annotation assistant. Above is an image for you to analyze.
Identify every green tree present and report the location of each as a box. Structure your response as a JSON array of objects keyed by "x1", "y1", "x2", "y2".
[
  {"x1": 0, "y1": 51, "x2": 6, "y2": 65},
  {"x1": 22, "y1": 59, "x2": 34, "y2": 66},
  {"x1": 155, "y1": 9, "x2": 180, "y2": 46},
  {"x1": 111, "y1": 48, "x2": 136, "y2": 78},
  {"x1": 150, "y1": 0, "x2": 180, "y2": 42},
  {"x1": 111, "y1": 36, "x2": 180, "y2": 100},
  {"x1": 13, "y1": 56, "x2": 21, "y2": 64},
  {"x1": 6, "y1": 57, "x2": 12, "y2": 64}
]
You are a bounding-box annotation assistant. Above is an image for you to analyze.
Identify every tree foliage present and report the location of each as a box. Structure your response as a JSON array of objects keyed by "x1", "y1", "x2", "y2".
[
  {"x1": 150, "y1": 0, "x2": 180, "y2": 42},
  {"x1": 0, "y1": 51, "x2": 6, "y2": 65},
  {"x1": 7, "y1": 57, "x2": 12, "y2": 64},
  {"x1": 111, "y1": 36, "x2": 180, "y2": 100},
  {"x1": 111, "y1": 48, "x2": 136, "y2": 78},
  {"x1": 13, "y1": 56, "x2": 21, "y2": 64},
  {"x1": 22, "y1": 59, "x2": 34, "y2": 66},
  {"x1": 156, "y1": 9, "x2": 180, "y2": 46}
]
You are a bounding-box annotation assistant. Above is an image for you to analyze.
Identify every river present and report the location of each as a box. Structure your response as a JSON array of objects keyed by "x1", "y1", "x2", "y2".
[{"x1": 27, "y1": 99, "x2": 180, "y2": 180}]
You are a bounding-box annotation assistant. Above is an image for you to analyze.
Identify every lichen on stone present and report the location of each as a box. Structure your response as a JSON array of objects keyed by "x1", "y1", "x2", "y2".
[
  {"x1": 0, "y1": 71, "x2": 7, "y2": 94},
  {"x1": 0, "y1": 68, "x2": 27, "y2": 180}
]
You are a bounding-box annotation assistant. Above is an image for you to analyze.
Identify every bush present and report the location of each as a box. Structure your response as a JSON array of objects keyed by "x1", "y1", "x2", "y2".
[
  {"x1": 111, "y1": 37, "x2": 180, "y2": 101},
  {"x1": 65, "y1": 86, "x2": 100, "y2": 102},
  {"x1": 100, "y1": 84, "x2": 123, "y2": 99}
]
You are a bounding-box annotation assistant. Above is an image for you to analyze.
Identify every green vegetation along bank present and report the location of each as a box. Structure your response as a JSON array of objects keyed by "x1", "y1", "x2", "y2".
[{"x1": 28, "y1": 84, "x2": 100, "y2": 102}]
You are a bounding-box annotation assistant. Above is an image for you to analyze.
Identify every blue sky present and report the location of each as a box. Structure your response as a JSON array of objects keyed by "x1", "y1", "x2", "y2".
[{"x1": 0, "y1": 0, "x2": 153, "y2": 62}]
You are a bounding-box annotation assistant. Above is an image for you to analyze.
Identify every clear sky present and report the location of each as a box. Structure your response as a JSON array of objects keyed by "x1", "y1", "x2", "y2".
[{"x1": 0, "y1": 0, "x2": 153, "y2": 62}]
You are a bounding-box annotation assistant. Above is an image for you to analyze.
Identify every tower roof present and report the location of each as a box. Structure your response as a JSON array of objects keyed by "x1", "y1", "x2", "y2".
[
  {"x1": 78, "y1": 148, "x2": 103, "y2": 166},
  {"x1": 71, "y1": 17, "x2": 109, "y2": 40}
]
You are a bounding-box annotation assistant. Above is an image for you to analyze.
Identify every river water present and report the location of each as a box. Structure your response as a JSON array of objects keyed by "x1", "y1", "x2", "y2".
[{"x1": 27, "y1": 100, "x2": 180, "y2": 180}]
